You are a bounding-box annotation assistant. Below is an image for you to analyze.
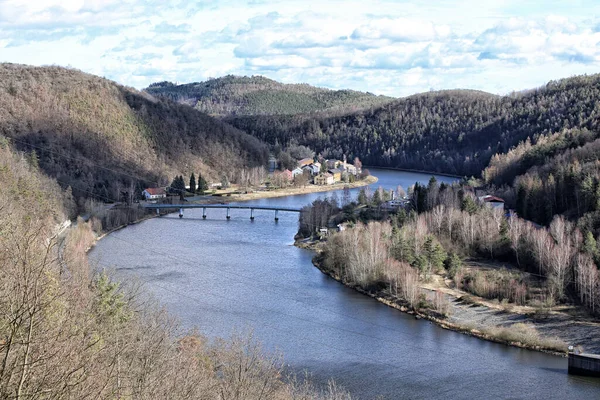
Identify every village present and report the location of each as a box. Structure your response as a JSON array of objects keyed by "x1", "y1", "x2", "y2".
[
  {"x1": 268, "y1": 155, "x2": 364, "y2": 187},
  {"x1": 140, "y1": 155, "x2": 369, "y2": 203}
]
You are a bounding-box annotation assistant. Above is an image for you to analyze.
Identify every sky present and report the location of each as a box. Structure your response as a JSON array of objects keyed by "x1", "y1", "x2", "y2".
[{"x1": 0, "y1": 0, "x2": 599, "y2": 97}]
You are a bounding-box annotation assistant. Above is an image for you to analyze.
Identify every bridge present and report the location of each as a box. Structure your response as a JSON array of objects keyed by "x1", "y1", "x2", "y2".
[{"x1": 143, "y1": 203, "x2": 302, "y2": 221}]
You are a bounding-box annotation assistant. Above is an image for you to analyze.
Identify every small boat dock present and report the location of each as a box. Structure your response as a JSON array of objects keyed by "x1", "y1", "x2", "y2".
[{"x1": 568, "y1": 350, "x2": 600, "y2": 377}]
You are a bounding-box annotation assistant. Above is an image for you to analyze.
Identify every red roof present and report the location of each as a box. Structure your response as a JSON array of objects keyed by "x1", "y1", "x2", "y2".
[
  {"x1": 145, "y1": 187, "x2": 166, "y2": 196},
  {"x1": 274, "y1": 170, "x2": 293, "y2": 180},
  {"x1": 483, "y1": 195, "x2": 504, "y2": 203}
]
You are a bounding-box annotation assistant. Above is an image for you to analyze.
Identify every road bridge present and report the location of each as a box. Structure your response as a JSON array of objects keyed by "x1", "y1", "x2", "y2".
[{"x1": 143, "y1": 203, "x2": 302, "y2": 221}]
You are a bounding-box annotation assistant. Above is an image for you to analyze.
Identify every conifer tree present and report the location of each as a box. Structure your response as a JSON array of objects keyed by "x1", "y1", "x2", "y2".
[
  {"x1": 197, "y1": 174, "x2": 208, "y2": 193},
  {"x1": 189, "y1": 173, "x2": 196, "y2": 193}
]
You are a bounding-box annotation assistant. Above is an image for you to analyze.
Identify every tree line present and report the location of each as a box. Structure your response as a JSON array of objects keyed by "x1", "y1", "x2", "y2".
[{"x1": 302, "y1": 178, "x2": 600, "y2": 315}]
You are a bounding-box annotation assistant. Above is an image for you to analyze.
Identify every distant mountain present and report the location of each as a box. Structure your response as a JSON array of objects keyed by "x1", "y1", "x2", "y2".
[
  {"x1": 145, "y1": 75, "x2": 395, "y2": 116},
  {"x1": 0, "y1": 64, "x2": 268, "y2": 207}
]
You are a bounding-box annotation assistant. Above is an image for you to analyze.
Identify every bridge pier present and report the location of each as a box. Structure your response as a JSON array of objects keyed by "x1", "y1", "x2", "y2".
[
  {"x1": 226, "y1": 207, "x2": 230, "y2": 220},
  {"x1": 179, "y1": 208, "x2": 183, "y2": 218},
  {"x1": 202, "y1": 207, "x2": 206, "y2": 219},
  {"x1": 250, "y1": 208, "x2": 254, "y2": 221},
  {"x1": 274, "y1": 209, "x2": 279, "y2": 222}
]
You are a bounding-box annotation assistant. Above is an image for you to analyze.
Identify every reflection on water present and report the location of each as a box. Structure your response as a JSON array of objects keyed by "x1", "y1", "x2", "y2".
[{"x1": 90, "y1": 169, "x2": 600, "y2": 399}]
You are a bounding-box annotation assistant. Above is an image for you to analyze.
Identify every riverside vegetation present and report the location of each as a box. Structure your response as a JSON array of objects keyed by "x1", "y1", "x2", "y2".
[{"x1": 298, "y1": 179, "x2": 600, "y2": 352}]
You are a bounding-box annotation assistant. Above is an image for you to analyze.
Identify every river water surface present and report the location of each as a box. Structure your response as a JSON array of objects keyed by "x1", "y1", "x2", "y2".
[{"x1": 90, "y1": 169, "x2": 600, "y2": 399}]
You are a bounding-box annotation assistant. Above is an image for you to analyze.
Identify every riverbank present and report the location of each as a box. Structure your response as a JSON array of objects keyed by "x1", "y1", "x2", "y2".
[
  {"x1": 300, "y1": 240, "x2": 600, "y2": 356},
  {"x1": 194, "y1": 175, "x2": 378, "y2": 204}
]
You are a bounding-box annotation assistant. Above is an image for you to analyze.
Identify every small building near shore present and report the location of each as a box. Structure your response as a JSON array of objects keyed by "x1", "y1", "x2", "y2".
[
  {"x1": 382, "y1": 199, "x2": 410, "y2": 211},
  {"x1": 268, "y1": 156, "x2": 278, "y2": 172},
  {"x1": 328, "y1": 168, "x2": 343, "y2": 182},
  {"x1": 326, "y1": 159, "x2": 341, "y2": 169},
  {"x1": 298, "y1": 158, "x2": 314, "y2": 167},
  {"x1": 292, "y1": 167, "x2": 304, "y2": 178},
  {"x1": 142, "y1": 187, "x2": 167, "y2": 200},
  {"x1": 479, "y1": 195, "x2": 505, "y2": 211},
  {"x1": 302, "y1": 164, "x2": 320, "y2": 176},
  {"x1": 341, "y1": 163, "x2": 357, "y2": 176},
  {"x1": 314, "y1": 172, "x2": 334, "y2": 185},
  {"x1": 274, "y1": 169, "x2": 293, "y2": 181}
]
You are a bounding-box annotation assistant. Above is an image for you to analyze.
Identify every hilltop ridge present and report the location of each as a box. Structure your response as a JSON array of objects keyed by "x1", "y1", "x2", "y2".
[
  {"x1": 0, "y1": 63, "x2": 268, "y2": 209},
  {"x1": 145, "y1": 75, "x2": 395, "y2": 116}
]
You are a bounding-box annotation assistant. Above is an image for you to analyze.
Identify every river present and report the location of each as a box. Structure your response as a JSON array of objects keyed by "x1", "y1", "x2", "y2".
[{"x1": 89, "y1": 168, "x2": 600, "y2": 399}]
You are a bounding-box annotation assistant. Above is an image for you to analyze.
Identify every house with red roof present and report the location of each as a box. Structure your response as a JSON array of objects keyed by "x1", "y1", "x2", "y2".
[
  {"x1": 142, "y1": 187, "x2": 167, "y2": 200},
  {"x1": 478, "y1": 195, "x2": 505, "y2": 211}
]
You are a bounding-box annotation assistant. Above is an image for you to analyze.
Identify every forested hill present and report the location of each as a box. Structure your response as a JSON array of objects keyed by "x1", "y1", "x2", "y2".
[
  {"x1": 145, "y1": 75, "x2": 395, "y2": 116},
  {"x1": 228, "y1": 89, "x2": 504, "y2": 175},
  {"x1": 0, "y1": 64, "x2": 268, "y2": 209},
  {"x1": 226, "y1": 74, "x2": 600, "y2": 176}
]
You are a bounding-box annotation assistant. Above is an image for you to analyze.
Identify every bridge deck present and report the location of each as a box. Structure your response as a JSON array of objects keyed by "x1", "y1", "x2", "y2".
[{"x1": 143, "y1": 204, "x2": 301, "y2": 212}]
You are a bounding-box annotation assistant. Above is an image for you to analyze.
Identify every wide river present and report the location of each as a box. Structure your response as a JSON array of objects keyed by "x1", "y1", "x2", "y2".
[{"x1": 90, "y1": 169, "x2": 600, "y2": 399}]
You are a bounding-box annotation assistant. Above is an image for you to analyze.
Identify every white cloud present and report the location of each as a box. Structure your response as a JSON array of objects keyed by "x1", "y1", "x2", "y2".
[{"x1": 0, "y1": 0, "x2": 599, "y2": 97}]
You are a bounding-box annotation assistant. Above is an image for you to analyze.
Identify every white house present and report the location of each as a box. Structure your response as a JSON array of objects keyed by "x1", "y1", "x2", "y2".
[
  {"x1": 302, "y1": 164, "x2": 320, "y2": 176},
  {"x1": 292, "y1": 167, "x2": 304, "y2": 178},
  {"x1": 342, "y1": 163, "x2": 358, "y2": 176},
  {"x1": 142, "y1": 187, "x2": 167, "y2": 200}
]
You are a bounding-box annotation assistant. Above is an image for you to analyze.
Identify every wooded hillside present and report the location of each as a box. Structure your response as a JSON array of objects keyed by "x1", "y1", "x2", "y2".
[
  {"x1": 226, "y1": 74, "x2": 600, "y2": 176},
  {"x1": 0, "y1": 64, "x2": 268, "y2": 209},
  {"x1": 146, "y1": 75, "x2": 394, "y2": 116}
]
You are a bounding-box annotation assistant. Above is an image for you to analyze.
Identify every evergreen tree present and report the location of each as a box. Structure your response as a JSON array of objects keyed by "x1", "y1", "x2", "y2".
[
  {"x1": 357, "y1": 188, "x2": 368, "y2": 205},
  {"x1": 461, "y1": 195, "x2": 478, "y2": 215},
  {"x1": 423, "y1": 235, "x2": 446, "y2": 277},
  {"x1": 395, "y1": 208, "x2": 407, "y2": 228},
  {"x1": 372, "y1": 187, "x2": 383, "y2": 206},
  {"x1": 342, "y1": 185, "x2": 351, "y2": 206},
  {"x1": 583, "y1": 231, "x2": 598, "y2": 261},
  {"x1": 412, "y1": 183, "x2": 427, "y2": 213},
  {"x1": 197, "y1": 174, "x2": 208, "y2": 193},
  {"x1": 28, "y1": 150, "x2": 39, "y2": 169},
  {"x1": 169, "y1": 175, "x2": 186, "y2": 198},
  {"x1": 444, "y1": 252, "x2": 463, "y2": 277},
  {"x1": 189, "y1": 173, "x2": 196, "y2": 193}
]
